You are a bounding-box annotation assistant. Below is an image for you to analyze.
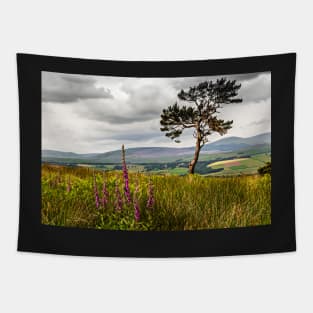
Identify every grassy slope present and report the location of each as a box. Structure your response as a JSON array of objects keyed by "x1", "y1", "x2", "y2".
[
  {"x1": 41, "y1": 164, "x2": 271, "y2": 231},
  {"x1": 206, "y1": 153, "x2": 271, "y2": 176},
  {"x1": 42, "y1": 145, "x2": 271, "y2": 176},
  {"x1": 42, "y1": 144, "x2": 271, "y2": 164}
]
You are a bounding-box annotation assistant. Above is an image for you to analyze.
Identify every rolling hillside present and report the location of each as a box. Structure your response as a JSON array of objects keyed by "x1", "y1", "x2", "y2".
[{"x1": 42, "y1": 132, "x2": 271, "y2": 164}]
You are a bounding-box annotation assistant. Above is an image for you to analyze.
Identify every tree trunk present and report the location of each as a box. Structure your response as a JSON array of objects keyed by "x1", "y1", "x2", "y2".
[{"x1": 189, "y1": 131, "x2": 201, "y2": 174}]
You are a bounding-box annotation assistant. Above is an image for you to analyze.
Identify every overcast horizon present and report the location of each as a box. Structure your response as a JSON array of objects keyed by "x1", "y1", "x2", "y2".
[{"x1": 42, "y1": 71, "x2": 271, "y2": 153}]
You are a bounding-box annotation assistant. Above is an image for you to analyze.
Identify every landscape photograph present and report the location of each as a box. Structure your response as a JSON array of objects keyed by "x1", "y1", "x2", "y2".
[{"x1": 41, "y1": 71, "x2": 271, "y2": 231}]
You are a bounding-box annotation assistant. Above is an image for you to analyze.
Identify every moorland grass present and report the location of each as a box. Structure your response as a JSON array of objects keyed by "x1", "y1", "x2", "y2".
[{"x1": 41, "y1": 164, "x2": 271, "y2": 231}]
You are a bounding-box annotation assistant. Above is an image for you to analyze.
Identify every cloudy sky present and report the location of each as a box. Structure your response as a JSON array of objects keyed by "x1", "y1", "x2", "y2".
[{"x1": 42, "y1": 71, "x2": 271, "y2": 153}]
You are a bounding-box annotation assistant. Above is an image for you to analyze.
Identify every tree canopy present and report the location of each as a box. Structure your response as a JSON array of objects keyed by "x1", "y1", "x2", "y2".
[{"x1": 160, "y1": 78, "x2": 242, "y2": 174}]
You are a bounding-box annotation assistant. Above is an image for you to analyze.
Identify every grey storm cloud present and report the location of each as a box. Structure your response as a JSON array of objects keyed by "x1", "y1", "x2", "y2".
[
  {"x1": 247, "y1": 117, "x2": 271, "y2": 127},
  {"x1": 83, "y1": 109, "x2": 160, "y2": 124},
  {"x1": 68, "y1": 80, "x2": 175, "y2": 124},
  {"x1": 66, "y1": 73, "x2": 270, "y2": 125},
  {"x1": 42, "y1": 71, "x2": 113, "y2": 103},
  {"x1": 170, "y1": 72, "x2": 260, "y2": 90},
  {"x1": 170, "y1": 72, "x2": 270, "y2": 103},
  {"x1": 42, "y1": 71, "x2": 271, "y2": 153},
  {"x1": 84, "y1": 128, "x2": 162, "y2": 142}
]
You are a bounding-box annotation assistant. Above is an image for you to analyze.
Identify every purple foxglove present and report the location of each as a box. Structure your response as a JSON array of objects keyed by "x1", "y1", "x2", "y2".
[
  {"x1": 121, "y1": 144, "x2": 131, "y2": 203},
  {"x1": 102, "y1": 181, "x2": 109, "y2": 207},
  {"x1": 146, "y1": 180, "x2": 154, "y2": 209},
  {"x1": 93, "y1": 173, "x2": 100, "y2": 209},
  {"x1": 134, "y1": 199, "x2": 140, "y2": 222},
  {"x1": 115, "y1": 181, "x2": 123, "y2": 211},
  {"x1": 134, "y1": 182, "x2": 140, "y2": 222}
]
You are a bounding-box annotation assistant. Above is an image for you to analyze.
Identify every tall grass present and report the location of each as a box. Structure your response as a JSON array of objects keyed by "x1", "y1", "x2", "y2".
[{"x1": 41, "y1": 164, "x2": 271, "y2": 231}]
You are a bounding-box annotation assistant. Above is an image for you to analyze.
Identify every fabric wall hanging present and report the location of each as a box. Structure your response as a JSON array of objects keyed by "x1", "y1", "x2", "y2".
[{"x1": 17, "y1": 53, "x2": 296, "y2": 257}]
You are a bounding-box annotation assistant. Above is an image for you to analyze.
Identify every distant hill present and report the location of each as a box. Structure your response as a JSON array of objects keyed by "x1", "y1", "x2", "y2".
[
  {"x1": 42, "y1": 132, "x2": 271, "y2": 164},
  {"x1": 202, "y1": 132, "x2": 271, "y2": 152},
  {"x1": 42, "y1": 150, "x2": 98, "y2": 159}
]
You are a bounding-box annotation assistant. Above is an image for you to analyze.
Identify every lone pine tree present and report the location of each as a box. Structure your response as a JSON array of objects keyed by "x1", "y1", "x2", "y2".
[{"x1": 160, "y1": 78, "x2": 242, "y2": 174}]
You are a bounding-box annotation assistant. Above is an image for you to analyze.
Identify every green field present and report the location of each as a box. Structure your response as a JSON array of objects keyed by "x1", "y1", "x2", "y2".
[
  {"x1": 42, "y1": 142, "x2": 271, "y2": 177},
  {"x1": 41, "y1": 164, "x2": 271, "y2": 231},
  {"x1": 45, "y1": 152, "x2": 271, "y2": 177},
  {"x1": 206, "y1": 153, "x2": 271, "y2": 176}
]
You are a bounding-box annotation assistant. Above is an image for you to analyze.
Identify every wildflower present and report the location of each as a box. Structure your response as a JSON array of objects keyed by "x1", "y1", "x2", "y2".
[
  {"x1": 102, "y1": 180, "x2": 109, "y2": 208},
  {"x1": 133, "y1": 182, "x2": 140, "y2": 222},
  {"x1": 121, "y1": 144, "x2": 131, "y2": 203},
  {"x1": 146, "y1": 179, "x2": 154, "y2": 209},
  {"x1": 115, "y1": 181, "x2": 123, "y2": 211},
  {"x1": 93, "y1": 172, "x2": 100, "y2": 209},
  {"x1": 134, "y1": 199, "x2": 140, "y2": 222}
]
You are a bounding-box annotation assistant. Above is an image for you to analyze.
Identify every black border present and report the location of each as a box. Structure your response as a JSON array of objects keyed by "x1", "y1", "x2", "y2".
[{"x1": 17, "y1": 53, "x2": 296, "y2": 257}]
